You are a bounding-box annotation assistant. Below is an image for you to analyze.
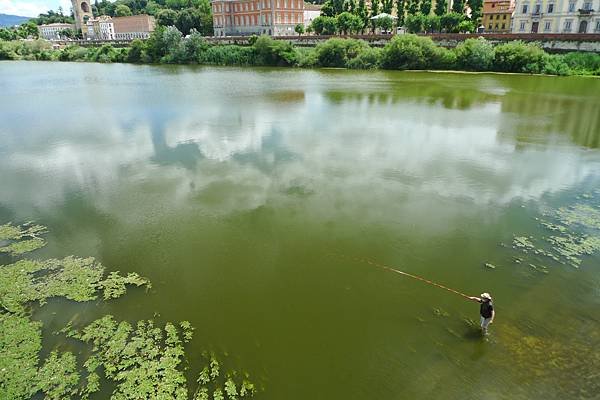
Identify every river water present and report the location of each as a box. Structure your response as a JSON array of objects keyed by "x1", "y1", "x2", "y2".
[{"x1": 1, "y1": 61, "x2": 599, "y2": 400}]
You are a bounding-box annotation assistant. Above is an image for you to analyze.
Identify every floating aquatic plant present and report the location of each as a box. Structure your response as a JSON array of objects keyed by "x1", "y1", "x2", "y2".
[
  {"x1": 0, "y1": 221, "x2": 258, "y2": 400},
  {"x1": 0, "y1": 222, "x2": 47, "y2": 256}
]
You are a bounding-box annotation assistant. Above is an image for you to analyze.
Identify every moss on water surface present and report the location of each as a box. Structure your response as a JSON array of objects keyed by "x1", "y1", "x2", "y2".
[{"x1": 0, "y1": 222, "x2": 256, "y2": 400}]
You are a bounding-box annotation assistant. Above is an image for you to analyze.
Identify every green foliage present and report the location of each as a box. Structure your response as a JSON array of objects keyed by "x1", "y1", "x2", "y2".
[
  {"x1": 127, "y1": 39, "x2": 145, "y2": 62},
  {"x1": 561, "y1": 52, "x2": 600, "y2": 75},
  {"x1": 493, "y1": 41, "x2": 547, "y2": 73},
  {"x1": 434, "y1": 0, "x2": 447, "y2": 16},
  {"x1": 310, "y1": 16, "x2": 338, "y2": 35},
  {"x1": 99, "y1": 271, "x2": 151, "y2": 299},
  {"x1": 405, "y1": 12, "x2": 427, "y2": 33},
  {"x1": 31, "y1": 9, "x2": 74, "y2": 25},
  {"x1": 381, "y1": 34, "x2": 450, "y2": 70},
  {"x1": 252, "y1": 35, "x2": 298, "y2": 66},
  {"x1": 295, "y1": 23, "x2": 305, "y2": 35},
  {"x1": 315, "y1": 38, "x2": 369, "y2": 67},
  {"x1": 424, "y1": 14, "x2": 441, "y2": 32},
  {"x1": 346, "y1": 47, "x2": 381, "y2": 69},
  {"x1": 115, "y1": 4, "x2": 133, "y2": 16},
  {"x1": 70, "y1": 316, "x2": 189, "y2": 400},
  {"x1": 420, "y1": 0, "x2": 432, "y2": 15},
  {"x1": 454, "y1": 37, "x2": 494, "y2": 70},
  {"x1": 376, "y1": 15, "x2": 394, "y2": 31},
  {"x1": 201, "y1": 45, "x2": 255, "y2": 66},
  {"x1": 440, "y1": 12, "x2": 464, "y2": 32},
  {"x1": 457, "y1": 19, "x2": 475, "y2": 32},
  {"x1": 469, "y1": 0, "x2": 484, "y2": 20},
  {"x1": 38, "y1": 351, "x2": 80, "y2": 400},
  {"x1": 336, "y1": 12, "x2": 364, "y2": 34},
  {"x1": 0, "y1": 222, "x2": 46, "y2": 255},
  {"x1": 157, "y1": 8, "x2": 179, "y2": 26},
  {"x1": 0, "y1": 312, "x2": 41, "y2": 399},
  {"x1": 451, "y1": 0, "x2": 465, "y2": 13}
]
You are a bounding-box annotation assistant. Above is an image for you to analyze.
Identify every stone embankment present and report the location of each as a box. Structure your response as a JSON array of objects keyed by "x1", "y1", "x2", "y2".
[{"x1": 57, "y1": 33, "x2": 600, "y2": 52}]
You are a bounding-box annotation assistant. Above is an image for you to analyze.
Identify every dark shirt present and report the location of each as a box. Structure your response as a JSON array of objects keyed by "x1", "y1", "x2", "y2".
[{"x1": 480, "y1": 300, "x2": 494, "y2": 319}]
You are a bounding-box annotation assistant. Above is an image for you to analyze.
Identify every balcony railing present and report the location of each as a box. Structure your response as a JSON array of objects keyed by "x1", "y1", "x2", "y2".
[{"x1": 578, "y1": 8, "x2": 594, "y2": 14}]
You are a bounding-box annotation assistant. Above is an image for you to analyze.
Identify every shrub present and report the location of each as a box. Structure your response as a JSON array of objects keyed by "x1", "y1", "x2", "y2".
[
  {"x1": 346, "y1": 47, "x2": 381, "y2": 69},
  {"x1": 454, "y1": 37, "x2": 494, "y2": 71},
  {"x1": 58, "y1": 45, "x2": 89, "y2": 61},
  {"x1": 200, "y1": 45, "x2": 255, "y2": 66},
  {"x1": 252, "y1": 35, "x2": 298, "y2": 66},
  {"x1": 493, "y1": 41, "x2": 546, "y2": 73},
  {"x1": 127, "y1": 39, "x2": 145, "y2": 63},
  {"x1": 295, "y1": 46, "x2": 318, "y2": 67},
  {"x1": 405, "y1": 13, "x2": 427, "y2": 33},
  {"x1": 561, "y1": 52, "x2": 600, "y2": 75},
  {"x1": 315, "y1": 38, "x2": 370, "y2": 68},
  {"x1": 0, "y1": 40, "x2": 18, "y2": 60},
  {"x1": 440, "y1": 12, "x2": 463, "y2": 33},
  {"x1": 380, "y1": 34, "x2": 447, "y2": 70},
  {"x1": 540, "y1": 54, "x2": 571, "y2": 76}
]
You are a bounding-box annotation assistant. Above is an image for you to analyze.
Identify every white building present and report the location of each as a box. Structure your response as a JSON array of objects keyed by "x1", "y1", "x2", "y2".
[
  {"x1": 512, "y1": 0, "x2": 600, "y2": 33},
  {"x1": 38, "y1": 23, "x2": 76, "y2": 40},
  {"x1": 303, "y1": 3, "x2": 321, "y2": 28},
  {"x1": 86, "y1": 16, "x2": 115, "y2": 40}
]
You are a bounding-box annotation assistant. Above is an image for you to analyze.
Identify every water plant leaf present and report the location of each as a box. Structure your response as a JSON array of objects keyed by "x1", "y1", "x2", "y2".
[
  {"x1": 98, "y1": 271, "x2": 151, "y2": 300},
  {"x1": 225, "y1": 377, "x2": 238, "y2": 399},
  {"x1": 0, "y1": 312, "x2": 41, "y2": 400},
  {"x1": 37, "y1": 351, "x2": 80, "y2": 400},
  {"x1": 0, "y1": 222, "x2": 47, "y2": 255}
]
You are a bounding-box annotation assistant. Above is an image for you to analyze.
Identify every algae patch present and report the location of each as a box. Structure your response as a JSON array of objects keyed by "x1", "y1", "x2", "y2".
[{"x1": 0, "y1": 222, "x2": 47, "y2": 256}]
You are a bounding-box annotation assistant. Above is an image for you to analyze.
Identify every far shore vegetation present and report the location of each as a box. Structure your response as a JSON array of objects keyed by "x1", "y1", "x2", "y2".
[{"x1": 2, "y1": 30, "x2": 600, "y2": 76}]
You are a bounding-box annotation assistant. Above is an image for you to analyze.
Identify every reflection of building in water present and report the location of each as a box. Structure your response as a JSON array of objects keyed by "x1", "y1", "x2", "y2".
[{"x1": 211, "y1": 0, "x2": 304, "y2": 36}]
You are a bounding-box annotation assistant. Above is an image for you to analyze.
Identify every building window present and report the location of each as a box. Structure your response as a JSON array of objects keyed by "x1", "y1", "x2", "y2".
[
  {"x1": 501, "y1": 23, "x2": 506, "y2": 29},
  {"x1": 519, "y1": 21, "x2": 526, "y2": 30},
  {"x1": 584, "y1": 2, "x2": 592, "y2": 10},
  {"x1": 496, "y1": 14, "x2": 500, "y2": 19},
  {"x1": 564, "y1": 20, "x2": 572, "y2": 31},
  {"x1": 488, "y1": 23, "x2": 492, "y2": 29},
  {"x1": 533, "y1": 4, "x2": 540, "y2": 13},
  {"x1": 503, "y1": 14, "x2": 507, "y2": 19},
  {"x1": 544, "y1": 21, "x2": 551, "y2": 30},
  {"x1": 568, "y1": 2, "x2": 575, "y2": 12},
  {"x1": 596, "y1": 19, "x2": 600, "y2": 31},
  {"x1": 547, "y1": 3, "x2": 553, "y2": 12},
  {"x1": 522, "y1": 4, "x2": 528, "y2": 13}
]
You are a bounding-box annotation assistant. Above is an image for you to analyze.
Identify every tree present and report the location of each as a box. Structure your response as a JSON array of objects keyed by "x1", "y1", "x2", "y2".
[
  {"x1": 381, "y1": 0, "x2": 394, "y2": 14},
  {"x1": 321, "y1": 0, "x2": 336, "y2": 16},
  {"x1": 405, "y1": 13, "x2": 426, "y2": 32},
  {"x1": 176, "y1": 8, "x2": 204, "y2": 35},
  {"x1": 451, "y1": 0, "x2": 464, "y2": 14},
  {"x1": 115, "y1": 4, "x2": 133, "y2": 17},
  {"x1": 440, "y1": 12, "x2": 463, "y2": 32},
  {"x1": 58, "y1": 28, "x2": 77, "y2": 39},
  {"x1": 420, "y1": 0, "x2": 432, "y2": 15},
  {"x1": 337, "y1": 11, "x2": 356, "y2": 34},
  {"x1": 310, "y1": 16, "x2": 338, "y2": 34},
  {"x1": 396, "y1": 0, "x2": 407, "y2": 25},
  {"x1": 17, "y1": 21, "x2": 39, "y2": 39},
  {"x1": 369, "y1": 0, "x2": 380, "y2": 32},
  {"x1": 457, "y1": 19, "x2": 475, "y2": 32},
  {"x1": 407, "y1": 0, "x2": 419, "y2": 15},
  {"x1": 454, "y1": 37, "x2": 494, "y2": 70},
  {"x1": 376, "y1": 15, "x2": 394, "y2": 32},
  {"x1": 469, "y1": 0, "x2": 484, "y2": 21},
  {"x1": 157, "y1": 9, "x2": 179, "y2": 27},
  {"x1": 356, "y1": 0, "x2": 369, "y2": 32},
  {"x1": 295, "y1": 23, "x2": 305, "y2": 35},
  {"x1": 434, "y1": 0, "x2": 447, "y2": 16},
  {"x1": 424, "y1": 14, "x2": 441, "y2": 31}
]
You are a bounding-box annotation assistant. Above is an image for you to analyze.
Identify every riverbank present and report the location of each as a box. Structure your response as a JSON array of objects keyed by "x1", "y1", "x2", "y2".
[{"x1": 2, "y1": 31, "x2": 600, "y2": 76}]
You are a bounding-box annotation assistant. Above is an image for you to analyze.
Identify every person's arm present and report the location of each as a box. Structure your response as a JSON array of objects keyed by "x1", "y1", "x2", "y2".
[
  {"x1": 490, "y1": 309, "x2": 495, "y2": 323},
  {"x1": 468, "y1": 296, "x2": 482, "y2": 303}
]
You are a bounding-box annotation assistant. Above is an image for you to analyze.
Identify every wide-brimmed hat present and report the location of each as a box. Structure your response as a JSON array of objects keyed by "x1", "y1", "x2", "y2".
[{"x1": 480, "y1": 293, "x2": 492, "y2": 300}]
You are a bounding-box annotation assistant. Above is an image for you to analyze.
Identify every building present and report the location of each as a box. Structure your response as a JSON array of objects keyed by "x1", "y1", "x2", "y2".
[
  {"x1": 86, "y1": 15, "x2": 115, "y2": 40},
  {"x1": 38, "y1": 23, "x2": 76, "y2": 40},
  {"x1": 482, "y1": 0, "x2": 515, "y2": 32},
  {"x1": 112, "y1": 15, "x2": 156, "y2": 40},
  {"x1": 303, "y1": 3, "x2": 321, "y2": 28},
  {"x1": 71, "y1": 0, "x2": 94, "y2": 37},
  {"x1": 211, "y1": 0, "x2": 305, "y2": 36},
  {"x1": 512, "y1": 0, "x2": 600, "y2": 33}
]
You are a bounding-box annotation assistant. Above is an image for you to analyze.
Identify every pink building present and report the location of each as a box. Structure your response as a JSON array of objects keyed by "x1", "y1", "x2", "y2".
[{"x1": 212, "y1": 0, "x2": 305, "y2": 36}]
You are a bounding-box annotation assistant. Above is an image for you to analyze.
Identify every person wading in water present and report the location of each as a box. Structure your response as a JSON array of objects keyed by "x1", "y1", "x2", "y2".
[{"x1": 468, "y1": 293, "x2": 495, "y2": 335}]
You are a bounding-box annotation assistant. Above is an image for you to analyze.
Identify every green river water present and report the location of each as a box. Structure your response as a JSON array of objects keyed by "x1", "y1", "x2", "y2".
[{"x1": 1, "y1": 61, "x2": 600, "y2": 400}]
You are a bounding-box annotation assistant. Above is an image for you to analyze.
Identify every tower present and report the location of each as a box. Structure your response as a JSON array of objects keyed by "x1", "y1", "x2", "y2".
[{"x1": 72, "y1": 0, "x2": 94, "y2": 36}]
